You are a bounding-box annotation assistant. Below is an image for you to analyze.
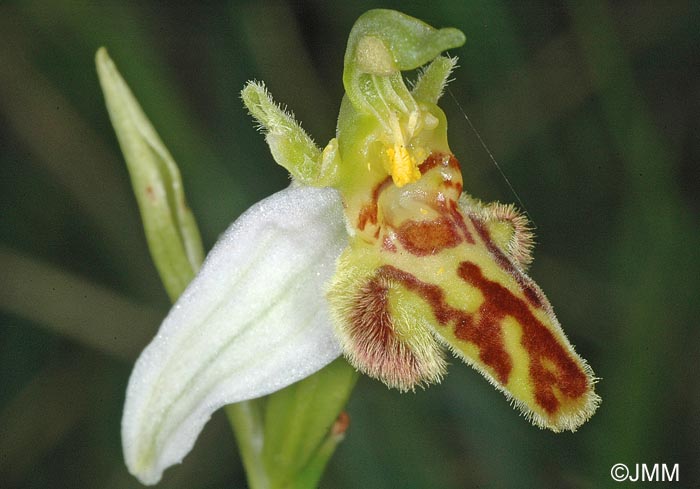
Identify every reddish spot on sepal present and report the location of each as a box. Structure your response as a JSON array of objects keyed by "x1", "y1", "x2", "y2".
[
  {"x1": 145, "y1": 184, "x2": 156, "y2": 202},
  {"x1": 331, "y1": 411, "x2": 351, "y2": 437}
]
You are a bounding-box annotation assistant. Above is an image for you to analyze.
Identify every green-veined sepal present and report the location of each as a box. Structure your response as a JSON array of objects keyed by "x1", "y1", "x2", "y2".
[{"x1": 122, "y1": 185, "x2": 346, "y2": 484}]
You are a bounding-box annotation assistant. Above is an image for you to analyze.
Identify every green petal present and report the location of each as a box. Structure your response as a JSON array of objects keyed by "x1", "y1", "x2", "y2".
[
  {"x1": 411, "y1": 55, "x2": 459, "y2": 105},
  {"x1": 241, "y1": 81, "x2": 334, "y2": 186}
]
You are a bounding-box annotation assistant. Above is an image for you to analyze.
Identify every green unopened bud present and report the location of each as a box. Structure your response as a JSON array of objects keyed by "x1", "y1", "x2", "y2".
[{"x1": 96, "y1": 47, "x2": 204, "y2": 301}]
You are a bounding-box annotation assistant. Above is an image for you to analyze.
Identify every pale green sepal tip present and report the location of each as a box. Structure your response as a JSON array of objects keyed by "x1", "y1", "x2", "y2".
[
  {"x1": 95, "y1": 47, "x2": 204, "y2": 300},
  {"x1": 121, "y1": 185, "x2": 346, "y2": 485}
]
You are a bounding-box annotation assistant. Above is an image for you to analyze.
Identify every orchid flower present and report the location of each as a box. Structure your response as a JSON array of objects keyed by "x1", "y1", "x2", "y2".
[{"x1": 100, "y1": 9, "x2": 599, "y2": 486}]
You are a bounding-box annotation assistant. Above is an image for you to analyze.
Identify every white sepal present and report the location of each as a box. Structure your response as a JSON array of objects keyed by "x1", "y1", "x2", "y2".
[{"x1": 122, "y1": 185, "x2": 347, "y2": 485}]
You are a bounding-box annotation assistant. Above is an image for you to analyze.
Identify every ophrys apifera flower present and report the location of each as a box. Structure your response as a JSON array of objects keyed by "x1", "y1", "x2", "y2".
[{"x1": 110, "y1": 9, "x2": 599, "y2": 485}]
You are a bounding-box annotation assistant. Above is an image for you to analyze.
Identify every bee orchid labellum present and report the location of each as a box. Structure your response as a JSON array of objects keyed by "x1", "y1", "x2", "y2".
[
  {"x1": 327, "y1": 10, "x2": 599, "y2": 431},
  {"x1": 107, "y1": 9, "x2": 599, "y2": 485}
]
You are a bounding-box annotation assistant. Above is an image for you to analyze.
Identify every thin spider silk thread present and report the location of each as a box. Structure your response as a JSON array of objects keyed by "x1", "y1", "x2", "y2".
[{"x1": 446, "y1": 87, "x2": 537, "y2": 229}]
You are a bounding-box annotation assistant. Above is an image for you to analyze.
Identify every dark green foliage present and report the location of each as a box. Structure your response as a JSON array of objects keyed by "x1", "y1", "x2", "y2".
[{"x1": 1, "y1": 1, "x2": 698, "y2": 487}]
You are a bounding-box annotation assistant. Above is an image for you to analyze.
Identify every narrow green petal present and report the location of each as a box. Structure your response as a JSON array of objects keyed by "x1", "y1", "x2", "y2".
[
  {"x1": 241, "y1": 81, "x2": 332, "y2": 186},
  {"x1": 96, "y1": 47, "x2": 203, "y2": 301},
  {"x1": 411, "y1": 56, "x2": 459, "y2": 105},
  {"x1": 122, "y1": 186, "x2": 347, "y2": 485}
]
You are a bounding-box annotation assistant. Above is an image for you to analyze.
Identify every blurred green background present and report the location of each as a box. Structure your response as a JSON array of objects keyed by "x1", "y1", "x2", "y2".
[{"x1": 1, "y1": 1, "x2": 698, "y2": 488}]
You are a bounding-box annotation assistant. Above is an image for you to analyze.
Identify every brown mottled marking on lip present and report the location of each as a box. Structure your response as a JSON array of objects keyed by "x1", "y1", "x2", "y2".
[
  {"x1": 457, "y1": 262, "x2": 588, "y2": 414},
  {"x1": 469, "y1": 215, "x2": 544, "y2": 309},
  {"x1": 423, "y1": 154, "x2": 473, "y2": 243},
  {"x1": 443, "y1": 179, "x2": 463, "y2": 194},
  {"x1": 357, "y1": 176, "x2": 392, "y2": 231},
  {"x1": 382, "y1": 236, "x2": 397, "y2": 252},
  {"x1": 395, "y1": 217, "x2": 462, "y2": 256},
  {"x1": 347, "y1": 276, "x2": 425, "y2": 387},
  {"x1": 358, "y1": 153, "x2": 467, "y2": 234},
  {"x1": 378, "y1": 262, "x2": 589, "y2": 415},
  {"x1": 418, "y1": 152, "x2": 460, "y2": 174},
  {"x1": 448, "y1": 198, "x2": 475, "y2": 244},
  {"x1": 357, "y1": 203, "x2": 377, "y2": 231},
  {"x1": 379, "y1": 265, "x2": 512, "y2": 385}
]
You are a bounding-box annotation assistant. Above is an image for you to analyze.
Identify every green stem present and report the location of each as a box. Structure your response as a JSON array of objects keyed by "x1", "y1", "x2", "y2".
[
  {"x1": 225, "y1": 402, "x2": 270, "y2": 489},
  {"x1": 294, "y1": 413, "x2": 349, "y2": 489}
]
